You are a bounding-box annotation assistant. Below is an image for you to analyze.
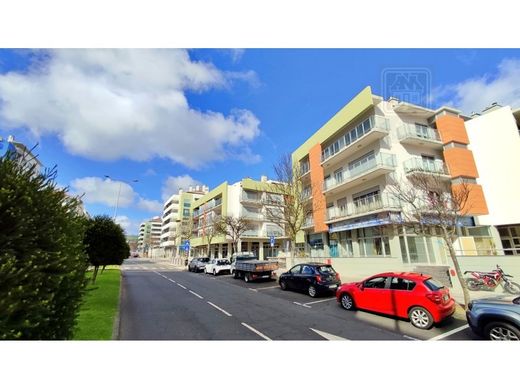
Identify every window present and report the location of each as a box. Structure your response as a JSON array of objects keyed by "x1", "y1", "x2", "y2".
[
  {"x1": 348, "y1": 151, "x2": 375, "y2": 175},
  {"x1": 363, "y1": 277, "x2": 387, "y2": 289},
  {"x1": 415, "y1": 123, "x2": 429, "y2": 138},
  {"x1": 290, "y1": 265, "x2": 302, "y2": 274},
  {"x1": 302, "y1": 265, "x2": 314, "y2": 275},
  {"x1": 317, "y1": 265, "x2": 336, "y2": 275},
  {"x1": 334, "y1": 168, "x2": 343, "y2": 184},
  {"x1": 424, "y1": 278, "x2": 444, "y2": 291},
  {"x1": 421, "y1": 155, "x2": 436, "y2": 172},
  {"x1": 390, "y1": 277, "x2": 416, "y2": 291}
]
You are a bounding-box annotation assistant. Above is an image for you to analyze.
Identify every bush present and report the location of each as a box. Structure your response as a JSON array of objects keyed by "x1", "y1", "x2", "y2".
[
  {"x1": 0, "y1": 158, "x2": 89, "y2": 340},
  {"x1": 84, "y1": 215, "x2": 129, "y2": 283}
]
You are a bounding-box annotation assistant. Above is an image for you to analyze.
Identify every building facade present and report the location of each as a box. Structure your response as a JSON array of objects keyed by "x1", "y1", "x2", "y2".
[
  {"x1": 137, "y1": 216, "x2": 162, "y2": 255},
  {"x1": 190, "y1": 177, "x2": 287, "y2": 260},
  {"x1": 292, "y1": 86, "x2": 491, "y2": 266},
  {"x1": 0, "y1": 135, "x2": 42, "y2": 174},
  {"x1": 465, "y1": 103, "x2": 520, "y2": 255},
  {"x1": 159, "y1": 185, "x2": 208, "y2": 258}
]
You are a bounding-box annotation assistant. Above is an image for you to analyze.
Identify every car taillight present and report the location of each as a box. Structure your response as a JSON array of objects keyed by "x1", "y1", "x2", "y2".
[
  {"x1": 316, "y1": 275, "x2": 322, "y2": 283},
  {"x1": 336, "y1": 273, "x2": 340, "y2": 280},
  {"x1": 426, "y1": 293, "x2": 442, "y2": 304}
]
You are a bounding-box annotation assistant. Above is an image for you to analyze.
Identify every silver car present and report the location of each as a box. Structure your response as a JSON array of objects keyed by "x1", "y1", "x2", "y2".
[{"x1": 466, "y1": 295, "x2": 520, "y2": 340}]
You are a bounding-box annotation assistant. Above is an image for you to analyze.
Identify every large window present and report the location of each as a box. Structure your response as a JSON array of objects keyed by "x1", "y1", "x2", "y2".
[
  {"x1": 348, "y1": 151, "x2": 375, "y2": 176},
  {"x1": 399, "y1": 227, "x2": 447, "y2": 264},
  {"x1": 321, "y1": 116, "x2": 376, "y2": 161},
  {"x1": 358, "y1": 227, "x2": 391, "y2": 257}
]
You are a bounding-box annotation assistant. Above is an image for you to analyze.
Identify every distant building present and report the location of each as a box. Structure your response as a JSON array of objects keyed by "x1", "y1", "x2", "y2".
[
  {"x1": 137, "y1": 216, "x2": 162, "y2": 256},
  {"x1": 126, "y1": 235, "x2": 139, "y2": 252},
  {"x1": 0, "y1": 135, "x2": 42, "y2": 174}
]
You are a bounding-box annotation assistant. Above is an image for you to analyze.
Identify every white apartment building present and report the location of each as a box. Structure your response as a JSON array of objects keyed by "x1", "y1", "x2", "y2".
[
  {"x1": 191, "y1": 176, "x2": 287, "y2": 260},
  {"x1": 137, "y1": 216, "x2": 162, "y2": 255},
  {"x1": 159, "y1": 185, "x2": 208, "y2": 258},
  {"x1": 465, "y1": 103, "x2": 520, "y2": 255}
]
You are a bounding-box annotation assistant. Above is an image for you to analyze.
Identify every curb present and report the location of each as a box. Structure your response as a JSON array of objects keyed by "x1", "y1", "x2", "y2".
[{"x1": 111, "y1": 270, "x2": 124, "y2": 340}]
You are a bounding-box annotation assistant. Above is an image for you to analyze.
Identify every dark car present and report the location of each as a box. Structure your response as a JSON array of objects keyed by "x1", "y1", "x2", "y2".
[
  {"x1": 189, "y1": 257, "x2": 210, "y2": 273},
  {"x1": 466, "y1": 295, "x2": 520, "y2": 340},
  {"x1": 279, "y1": 263, "x2": 341, "y2": 297}
]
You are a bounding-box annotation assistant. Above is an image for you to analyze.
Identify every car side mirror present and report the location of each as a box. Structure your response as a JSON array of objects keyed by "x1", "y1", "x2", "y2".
[{"x1": 358, "y1": 283, "x2": 364, "y2": 291}]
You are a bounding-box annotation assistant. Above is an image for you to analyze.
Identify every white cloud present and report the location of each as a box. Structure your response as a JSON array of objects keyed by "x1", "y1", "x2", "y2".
[
  {"x1": 229, "y1": 49, "x2": 245, "y2": 63},
  {"x1": 137, "y1": 197, "x2": 163, "y2": 213},
  {"x1": 161, "y1": 174, "x2": 202, "y2": 201},
  {"x1": 70, "y1": 177, "x2": 135, "y2": 207},
  {"x1": 0, "y1": 49, "x2": 261, "y2": 168},
  {"x1": 435, "y1": 58, "x2": 520, "y2": 114},
  {"x1": 115, "y1": 215, "x2": 140, "y2": 235}
]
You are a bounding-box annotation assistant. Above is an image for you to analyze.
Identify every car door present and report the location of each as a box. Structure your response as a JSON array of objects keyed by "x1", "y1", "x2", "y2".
[
  {"x1": 299, "y1": 265, "x2": 315, "y2": 291},
  {"x1": 357, "y1": 276, "x2": 392, "y2": 313},
  {"x1": 389, "y1": 277, "x2": 417, "y2": 317},
  {"x1": 286, "y1": 265, "x2": 302, "y2": 289}
]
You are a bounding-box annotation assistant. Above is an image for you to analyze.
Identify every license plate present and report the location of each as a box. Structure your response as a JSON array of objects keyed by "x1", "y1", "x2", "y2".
[
  {"x1": 328, "y1": 284, "x2": 337, "y2": 289},
  {"x1": 443, "y1": 294, "x2": 449, "y2": 302}
]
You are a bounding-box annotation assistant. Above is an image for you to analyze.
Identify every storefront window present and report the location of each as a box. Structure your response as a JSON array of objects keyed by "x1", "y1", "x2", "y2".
[{"x1": 357, "y1": 227, "x2": 391, "y2": 257}]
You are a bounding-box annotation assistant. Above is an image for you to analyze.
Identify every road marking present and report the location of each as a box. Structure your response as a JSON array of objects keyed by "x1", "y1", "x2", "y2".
[
  {"x1": 309, "y1": 328, "x2": 349, "y2": 341},
  {"x1": 255, "y1": 286, "x2": 280, "y2": 291},
  {"x1": 241, "y1": 322, "x2": 272, "y2": 340},
  {"x1": 189, "y1": 290, "x2": 204, "y2": 299},
  {"x1": 428, "y1": 324, "x2": 469, "y2": 341},
  {"x1": 304, "y1": 297, "x2": 336, "y2": 305},
  {"x1": 248, "y1": 288, "x2": 258, "y2": 292},
  {"x1": 207, "y1": 301, "x2": 232, "y2": 317},
  {"x1": 168, "y1": 278, "x2": 176, "y2": 283},
  {"x1": 177, "y1": 283, "x2": 187, "y2": 290},
  {"x1": 293, "y1": 302, "x2": 312, "y2": 308},
  {"x1": 403, "y1": 335, "x2": 420, "y2": 341}
]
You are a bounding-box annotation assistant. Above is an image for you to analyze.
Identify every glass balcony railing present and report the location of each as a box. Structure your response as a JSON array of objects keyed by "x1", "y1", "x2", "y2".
[
  {"x1": 302, "y1": 187, "x2": 312, "y2": 199},
  {"x1": 301, "y1": 161, "x2": 310, "y2": 175},
  {"x1": 403, "y1": 157, "x2": 449, "y2": 175},
  {"x1": 241, "y1": 191, "x2": 263, "y2": 203},
  {"x1": 242, "y1": 211, "x2": 264, "y2": 220},
  {"x1": 323, "y1": 152, "x2": 397, "y2": 191},
  {"x1": 326, "y1": 194, "x2": 401, "y2": 221},
  {"x1": 397, "y1": 123, "x2": 441, "y2": 143},
  {"x1": 321, "y1": 115, "x2": 390, "y2": 163},
  {"x1": 302, "y1": 216, "x2": 314, "y2": 228}
]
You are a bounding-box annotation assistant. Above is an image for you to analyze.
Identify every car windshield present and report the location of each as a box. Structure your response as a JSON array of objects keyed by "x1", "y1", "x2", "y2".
[
  {"x1": 200, "y1": 258, "x2": 210, "y2": 263},
  {"x1": 217, "y1": 260, "x2": 229, "y2": 265},
  {"x1": 424, "y1": 278, "x2": 444, "y2": 291},
  {"x1": 317, "y1": 265, "x2": 335, "y2": 275}
]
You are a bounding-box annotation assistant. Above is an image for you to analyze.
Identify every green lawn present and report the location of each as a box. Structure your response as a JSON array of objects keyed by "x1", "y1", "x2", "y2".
[{"x1": 73, "y1": 268, "x2": 121, "y2": 340}]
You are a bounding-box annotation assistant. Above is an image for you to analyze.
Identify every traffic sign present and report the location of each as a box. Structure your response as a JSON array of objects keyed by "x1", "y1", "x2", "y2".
[{"x1": 270, "y1": 235, "x2": 275, "y2": 247}]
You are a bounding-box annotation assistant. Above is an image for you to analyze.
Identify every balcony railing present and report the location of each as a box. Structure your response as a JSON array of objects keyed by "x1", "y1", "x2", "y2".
[
  {"x1": 323, "y1": 152, "x2": 397, "y2": 192},
  {"x1": 301, "y1": 161, "x2": 310, "y2": 175},
  {"x1": 397, "y1": 123, "x2": 441, "y2": 143},
  {"x1": 242, "y1": 211, "x2": 264, "y2": 220},
  {"x1": 321, "y1": 115, "x2": 390, "y2": 163},
  {"x1": 241, "y1": 192, "x2": 263, "y2": 203},
  {"x1": 326, "y1": 194, "x2": 401, "y2": 221},
  {"x1": 302, "y1": 187, "x2": 312, "y2": 199},
  {"x1": 403, "y1": 157, "x2": 449, "y2": 175},
  {"x1": 302, "y1": 216, "x2": 314, "y2": 228}
]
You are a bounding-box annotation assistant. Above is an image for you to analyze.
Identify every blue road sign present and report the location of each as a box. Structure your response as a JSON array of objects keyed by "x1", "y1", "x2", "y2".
[
  {"x1": 183, "y1": 240, "x2": 190, "y2": 251},
  {"x1": 270, "y1": 235, "x2": 275, "y2": 247}
]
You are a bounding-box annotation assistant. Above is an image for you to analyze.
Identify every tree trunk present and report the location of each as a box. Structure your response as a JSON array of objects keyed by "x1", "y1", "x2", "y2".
[
  {"x1": 443, "y1": 233, "x2": 471, "y2": 308},
  {"x1": 92, "y1": 266, "x2": 99, "y2": 284},
  {"x1": 101, "y1": 265, "x2": 106, "y2": 274}
]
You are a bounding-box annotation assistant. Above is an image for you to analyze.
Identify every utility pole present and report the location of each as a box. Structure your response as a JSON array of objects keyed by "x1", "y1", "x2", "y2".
[{"x1": 104, "y1": 175, "x2": 138, "y2": 220}]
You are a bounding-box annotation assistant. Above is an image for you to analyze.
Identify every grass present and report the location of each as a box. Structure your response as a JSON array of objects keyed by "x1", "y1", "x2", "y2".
[{"x1": 73, "y1": 268, "x2": 121, "y2": 340}]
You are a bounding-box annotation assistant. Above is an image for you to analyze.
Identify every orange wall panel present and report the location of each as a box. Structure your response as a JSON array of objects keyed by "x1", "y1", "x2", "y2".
[
  {"x1": 444, "y1": 148, "x2": 479, "y2": 178},
  {"x1": 436, "y1": 115, "x2": 470, "y2": 145},
  {"x1": 452, "y1": 183, "x2": 488, "y2": 216},
  {"x1": 309, "y1": 143, "x2": 328, "y2": 233}
]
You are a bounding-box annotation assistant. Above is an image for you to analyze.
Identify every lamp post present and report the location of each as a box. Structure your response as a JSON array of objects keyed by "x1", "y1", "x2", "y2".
[{"x1": 104, "y1": 175, "x2": 138, "y2": 220}]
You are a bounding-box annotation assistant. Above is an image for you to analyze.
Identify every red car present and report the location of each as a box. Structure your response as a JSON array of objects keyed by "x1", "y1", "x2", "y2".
[{"x1": 336, "y1": 272, "x2": 455, "y2": 329}]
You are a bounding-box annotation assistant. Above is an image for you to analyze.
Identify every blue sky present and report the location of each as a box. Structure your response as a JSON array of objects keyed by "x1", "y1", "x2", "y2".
[{"x1": 1, "y1": 49, "x2": 520, "y2": 235}]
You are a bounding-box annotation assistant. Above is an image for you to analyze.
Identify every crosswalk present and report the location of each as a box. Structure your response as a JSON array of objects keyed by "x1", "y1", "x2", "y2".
[{"x1": 121, "y1": 259, "x2": 184, "y2": 272}]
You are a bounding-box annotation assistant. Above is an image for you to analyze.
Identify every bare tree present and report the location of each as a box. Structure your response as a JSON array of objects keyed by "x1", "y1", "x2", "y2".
[
  {"x1": 388, "y1": 170, "x2": 474, "y2": 307},
  {"x1": 262, "y1": 153, "x2": 324, "y2": 258},
  {"x1": 179, "y1": 218, "x2": 194, "y2": 258},
  {"x1": 217, "y1": 216, "x2": 252, "y2": 255},
  {"x1": 202, "y1": 215, "x2": 221, "y2": 258}
]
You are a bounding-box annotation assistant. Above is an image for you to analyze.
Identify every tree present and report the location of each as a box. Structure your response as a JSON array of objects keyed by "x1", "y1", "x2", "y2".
[
  {"x1": 0, "y1": 158, "x2": 88, "y2": 340},
  {"x1": 179, "y1": 218, "x2": 194, "y2": 258},
  {"x1": 84, "y1": 215, "x2": 130, "y2": 283},
  {"x1": 388, "y1": 170, "x2": 474, "y2": 307},
  {"x1": 262, "y1": 153, "x2": 323, "y2": 258},
  {"x1": 202, "y1": 215, "x2": 221, "y2": 258},
  {"x1": 217, "y1": 216, "x2": 252, "y2": 255}
]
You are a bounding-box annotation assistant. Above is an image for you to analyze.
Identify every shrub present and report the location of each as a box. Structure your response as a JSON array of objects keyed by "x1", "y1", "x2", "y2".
[{"x1": 0, "y1": 158, "x2": 88, "y2": 340}]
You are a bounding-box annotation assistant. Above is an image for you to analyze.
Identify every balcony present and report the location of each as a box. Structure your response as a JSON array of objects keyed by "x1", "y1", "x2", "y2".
[
  {"x1": 300, "y1": 160, "x2": 311, "y2": 178},
  {"x1": 325, "y1": 194, "x2": 401, "y2": 223},
  {"x1": 323, "y1": 152, "x2": 397, "y2": 194},
  {"x1": 302, "y1": 187, "x2": 312, "y2": 201},
  {"x1": 403, "y1": 157, "x2": 450, "y2": 179},
  {"x1": 242, "y1": 211, "x2": 264, "y2": 221},
  {"x1": 302, "y1": 216, "x2": 314, "y2": 229},
  {"x1": 397, "y1": 124, "x2": 443, "y2": 149},
  {"x1": 321, "y1": 115, "x2": 390, "y2": 168},
  {"x1": 240, "y1": 192, "x2": 263, "y2": 204}
]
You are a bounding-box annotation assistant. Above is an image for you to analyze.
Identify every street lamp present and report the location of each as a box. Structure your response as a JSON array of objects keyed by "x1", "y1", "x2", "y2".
[{"x1": 104, "y1": 175, "x2": 138, "y2": 219}]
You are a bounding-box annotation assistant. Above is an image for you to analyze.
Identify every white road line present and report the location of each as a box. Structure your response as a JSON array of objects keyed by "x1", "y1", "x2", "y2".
[
  {"x1": 304, "y1": 297, "x2": 336, "y2": 305},
  {"x1": 177, "y1": 283, "x2": 187, "y2": 290},
  {"x1": 428, "y1": 324, "x2": 469, "y2": 341},
  {"x1": 309, "y1": 328, "x2": 349, "y2": 341},
  {"x1": 403, "y1": 335, "x2": 420, "y2": 341},
  {"x1": 189, "y1": 290, "x2": 204, "y2": 299},
  {"x1": 207, "y1": 301, "x2": 232, "y2": 317},
  {"x1": 293, "y1": 302, "x2": 312, "y2": 308},
  {"x1": 241, "y1": 322, "x2": 272, "y2": 340},
  {"x1": 255, "y1": 286, "x2": 280, "y2": 291},
  {"x1": 248, "y1": 288, "x2": 258, "y2": 292},
  {"x1": 168, "y1": 278, "x2": 176, "y2": 283}
]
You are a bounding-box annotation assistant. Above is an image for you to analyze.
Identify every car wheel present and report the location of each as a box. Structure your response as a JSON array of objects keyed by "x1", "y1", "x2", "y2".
[
  {"x1": 244, "y1": 273, "x2": 251, "y2": 283},
  {"x1": 340, "y1": 293, "x2": 355, "y2": 311},
  {"x1": 408, "y1": 306, "x2": 434, "y2": 329},
  {"x1": 484, "y1": 322, "x2": 520, "y2": 341},
  {"x1": 232, "y1": 271, "x2": 238, "y2": 279},
  {"x1": 280, "y1": 280, "x2": 287, "y2": 290},
  {"x1": 504, "y1": 281, "x2": 520, "y2": 295},
  {"x1": 308, "y1": 285, "x2": 317, "y2": 298},
  {"x1": 465, "y1": 278, "x2": 480, "y2": 291},
  {"x1": 213, "y1": 269, "x2": 216, "y2": 276}
]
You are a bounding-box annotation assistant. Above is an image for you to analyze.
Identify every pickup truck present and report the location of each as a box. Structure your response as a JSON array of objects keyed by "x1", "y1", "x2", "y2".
[{"x1": 230, "y1": 252, "x2": 279, "y2": 283}]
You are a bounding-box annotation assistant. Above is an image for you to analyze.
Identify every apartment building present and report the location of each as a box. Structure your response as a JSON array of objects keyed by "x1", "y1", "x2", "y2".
[
  {"x1": 465, "y1": 103, "x2": 520, "y2": 255},
  {"x1": 137, "y1": 216, "x2": 162, "y2": 255},
  {"x1": 292, "y1": 86, "x2": 490, "y2": 266},
  {"x1": 0, "y1": 135, "x2": 42, "y2": 174},
  {"x1": 159, "y1": 185, "x2": 208, "y2": 258},
  {"x1": 190, "y1": 177, "x2": 286, "y2": 260}
]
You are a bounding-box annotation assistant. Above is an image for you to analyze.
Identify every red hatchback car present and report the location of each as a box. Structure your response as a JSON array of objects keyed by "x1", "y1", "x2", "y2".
[{"x1": 336, "y1": 272, "x2": 455, "y2": 329}]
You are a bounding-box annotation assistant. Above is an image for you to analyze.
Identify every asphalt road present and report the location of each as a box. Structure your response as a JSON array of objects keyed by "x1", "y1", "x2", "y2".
[{"x1": 119, "y1": 258, "x2": 477, "y2": 341}]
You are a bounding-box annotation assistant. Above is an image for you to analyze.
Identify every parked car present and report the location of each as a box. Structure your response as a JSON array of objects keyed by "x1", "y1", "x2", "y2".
[
  {"x1": 188, "y1": 258, "x2": 199, "y2": 272},
  {"x1": 336, "y1": 272, "x2": 455, "y2": 329},
  {"x1": 279, "y1": 263, "x2": 341, "y2": 297},
  {"x1": 205, "y1": 259, "x2": 231, "y2": 276},
  {"x1": 188, "y1": 257, "x2": 210, "y2": 272},
  {"x1": 230, "y1": 252, "x2": 278, "y2": 282},
  {"x1": 466, "y1": 295, "x2": 520, "y2": 340}
]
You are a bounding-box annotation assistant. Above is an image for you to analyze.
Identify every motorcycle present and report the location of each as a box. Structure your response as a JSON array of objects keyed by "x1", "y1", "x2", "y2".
[{"x1": 464, "y1": 265, "x2": 520, "y2": 294}]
